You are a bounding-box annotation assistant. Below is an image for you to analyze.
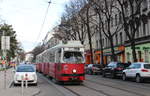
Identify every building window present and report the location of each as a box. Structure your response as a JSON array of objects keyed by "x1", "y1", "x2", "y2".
[
  {"x1": 147, "y1": 21, "x2": 150, "y2": 35},
  {"x1": 111, "y1": 17, "x2": 113, "y2": 27},
  {"x1": 116, "y1": 34, "x2": 118, "y2": 45},
  {"x1": 102, "y1": 38, "x2": 104, "y2": 47},
  {"x1": 96, "y1": 40, "x2": 98, "y2": 49},
  {"x1": 119, "y1": 12, "x2": 122, "y2": 24},
  {"x1": 115, "y1": 14, "x2": 117, "y2": 26},
  {"x1": 148, "y1": 0, "x2": 150, "y2": 9},
  {"x1": 105, "y1": 38, "x2": 107, "y2": 47},
  {"x1": 136, "y1": 27, "x2": 140, "y2": 38},
  {"x1": 143, "y1": 23, "x2": 146, "y2": 36},
  {"x1": 143, "y1": 0, "x2": 148, "y2": 11},
  {"x1": 127, "y1": 52, "x2": 131, "y2": 62},
  {"x1": 120, "y1": 32, "x2": 123, "y2": 45},
  {"x1": 144, "y1": 50, "x2": 149, "y2": 63}
]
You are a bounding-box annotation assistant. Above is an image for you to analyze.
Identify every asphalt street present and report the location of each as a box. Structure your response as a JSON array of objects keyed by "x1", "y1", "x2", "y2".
[{"x1": 34, "y1": 73, "x2": 150, "y2": 96}]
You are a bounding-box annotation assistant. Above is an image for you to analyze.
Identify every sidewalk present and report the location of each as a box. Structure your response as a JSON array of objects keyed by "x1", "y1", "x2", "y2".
[{"x1": 0, "y1": 68, "x2": 40, "y2": 96}]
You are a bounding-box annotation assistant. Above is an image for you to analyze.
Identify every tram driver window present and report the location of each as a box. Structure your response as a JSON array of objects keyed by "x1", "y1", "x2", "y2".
[{"x1": 63, "y1": 51, "x2": 84, "y2": 63}]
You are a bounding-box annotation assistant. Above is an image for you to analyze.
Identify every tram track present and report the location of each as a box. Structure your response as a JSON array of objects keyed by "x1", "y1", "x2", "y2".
[
  {"x1": 63, "y1": 84, "x2": 112, "y2": 96},
  {"x1": 87, "y1": 75, "x2": 150, "y2": 91},
  {"x1": 62, "y1": 86, "x2": 81, "y2": 96},
  {"x1": 86, "y1": 79, "x2": 145, "y2": 96},
  {"x1": 38, "y1": 73, "x2": 78, "y2": 96},
  {"x1": 38, "y1": 72, "x2": 148, "y2": 96},
  {"x1": 82, "y1": 85, "x2": 114, "y2": 96},
  {"x1": 39, "y1": 72, "x2": 109, "y2": 96}
]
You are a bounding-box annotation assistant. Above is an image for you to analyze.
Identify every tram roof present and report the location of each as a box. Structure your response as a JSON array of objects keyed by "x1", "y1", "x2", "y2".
[
  {"x1": 36, "y1": 41, "x2": 84, "y2": 56},
  {"x1": 48, "y1": 41, "x2": 84, "y2": 51}
]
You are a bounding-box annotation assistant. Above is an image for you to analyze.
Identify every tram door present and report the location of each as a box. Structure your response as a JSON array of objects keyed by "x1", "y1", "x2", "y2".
[{"x1": 55, "y1": 49, "x2": 62, "y2": 79}]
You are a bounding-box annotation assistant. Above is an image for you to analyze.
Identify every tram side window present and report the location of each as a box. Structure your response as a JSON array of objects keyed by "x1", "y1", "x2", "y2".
[
  {"x1": 56, "y1": 49, "x2": 61, "y2": 63},
  {"x1": 49, "y1": 51, "x2": 55, "y2": 63},
  {"x1": 63, "y1": 51, "x2": 84, "y2": 63}
]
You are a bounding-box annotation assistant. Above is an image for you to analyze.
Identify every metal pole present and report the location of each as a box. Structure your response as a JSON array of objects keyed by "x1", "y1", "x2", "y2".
[
  {"x1": 25, "y1": 80, "x2": 28, "y2": 88},
  {"x1": 25, "y1": 74, "x2": 28, "y2": 88},
  {"x1": 21, "y1": 75, "x2": 24, "y2": 96},
  {"x1": 4, "y1": 69, "x2": 6, "y2": 89},
  {"x1": 2, "y1": 31, "x2": 7, "y2": 89}
]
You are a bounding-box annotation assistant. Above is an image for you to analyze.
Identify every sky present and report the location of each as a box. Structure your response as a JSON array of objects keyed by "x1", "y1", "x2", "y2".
[{"x1": 0, "y1": 0, "x2": 69, "y2": 52}]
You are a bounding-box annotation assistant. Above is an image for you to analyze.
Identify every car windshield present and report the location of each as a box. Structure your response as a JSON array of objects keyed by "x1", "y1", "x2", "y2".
[
  {"x1": 63, "y1": 51, "x2": 84, "y2": 63},
  {"x1": 16, "y1": 66, "x2": 35, "y2": 72},
  {"x1": 117, "y1": 63, "x2": 128, "y2": 68},
  {"x1": 93, "y1": 64, "x2": 100, "y2": 68},
  {"x1": 144, "y1": 64, "x2": 150, "y2": 69}
]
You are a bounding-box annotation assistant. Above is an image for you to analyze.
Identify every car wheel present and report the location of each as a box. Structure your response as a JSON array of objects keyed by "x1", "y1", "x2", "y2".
[
  {"x1": 34, "y1": 83, "x2": 37, "y2": 86},
  {"x1": 136, "y1": 74, "x2": 142, "y2": 83},
  {"x1": 102, "y1": 71, "x2": 106, "y2": 77},
  {"x1": 122, "y1": 73, "x2": 127, "y2": 81},
  {"x1": 14, "y1": 83, "x2": 18, "y2": 86},
  {"x1": 111, "y1": 72, "x2": 116, "y2": 79}
]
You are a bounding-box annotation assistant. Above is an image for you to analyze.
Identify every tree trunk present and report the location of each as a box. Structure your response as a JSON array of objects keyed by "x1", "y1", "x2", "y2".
[
  {"x1": 86, "y1": 8, "x2": 94, "y2": 64},
  {"x1": 87, "y1": 24, "x2": 94, "y2": 64},
  {"x1": 109, "y1": 37, "x2": 116, "y2": 61},
  {"x1": 99, "y1": 27, "x2": 104, "y2": 67},
  {"x1": 131, "y1": 40, "x2": 137, "y2": 62}
]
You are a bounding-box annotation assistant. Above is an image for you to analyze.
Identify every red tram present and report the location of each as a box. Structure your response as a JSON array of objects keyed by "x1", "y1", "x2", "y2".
[{"x1": 36, "y1": 41, "x2": 85, "y2": 83}]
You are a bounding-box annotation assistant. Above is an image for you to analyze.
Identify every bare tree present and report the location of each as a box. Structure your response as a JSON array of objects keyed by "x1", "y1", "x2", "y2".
[
  {"x1": 63, "y1": 0, "x2": 88, "y2": 44},
  {"x1": 32, "y1": 45, "x2": 45, "y2": 61},
  {"x1": 91, "y1": 0, "x2": 122, "y2": 62},
  {"x1": 53, "y1": 0, "x2": 87, "y2": 44},
  {"x1": 78, "y1": 2, "x2": 97, "y2": 64},
  {"x1": 117, "y1": 0, "x2": 143, "y2": 62}
]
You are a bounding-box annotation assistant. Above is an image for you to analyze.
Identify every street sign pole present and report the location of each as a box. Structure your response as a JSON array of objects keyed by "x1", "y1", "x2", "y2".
[
  {"x1": 1, "y1": 31, "x2": 10, "y2": 89},
  {"x1": 2, "y1": 31, "x2": 6, "y2": 89}
]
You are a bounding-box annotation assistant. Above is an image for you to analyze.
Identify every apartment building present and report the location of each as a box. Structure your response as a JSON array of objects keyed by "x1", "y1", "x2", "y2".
[
  {"x1": 93, "y1": 0, "x2": 150, "y2": 64},
  {"x1": 124, "y1": 0, "x2": 150, "y2": 63}
]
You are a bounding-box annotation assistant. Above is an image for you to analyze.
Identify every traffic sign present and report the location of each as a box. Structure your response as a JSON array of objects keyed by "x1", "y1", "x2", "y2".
[{"x1": 1, "y1": 36, "x2": 10, "y2": 50}]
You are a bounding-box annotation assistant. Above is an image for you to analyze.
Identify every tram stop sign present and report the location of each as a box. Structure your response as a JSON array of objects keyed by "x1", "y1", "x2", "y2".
[{"x1": 1, "y1": 36, "x2": 10, "y2": 50}]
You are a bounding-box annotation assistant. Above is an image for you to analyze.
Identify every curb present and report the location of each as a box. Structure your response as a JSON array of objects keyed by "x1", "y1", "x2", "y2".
[{"x1": 32, "y1": 89, "x2": 41, "y2": 96}]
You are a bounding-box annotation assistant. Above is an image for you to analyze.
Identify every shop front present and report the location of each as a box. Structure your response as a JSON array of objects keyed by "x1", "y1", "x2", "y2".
[
  {"x1": 125, "y1": 43, "x2": 150, "y2": 63},
  {"x1": 85, "y1": 50, "x2": 92, "y2": 64},
  {"x1": 94, "y1": 46, "x2": 125, "y2": 65}
]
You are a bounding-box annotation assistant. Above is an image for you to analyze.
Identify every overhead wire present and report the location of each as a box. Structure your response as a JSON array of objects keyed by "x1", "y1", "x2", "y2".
[{"x1": 34, "y1": 1, "x2": 51, "y2": 46}]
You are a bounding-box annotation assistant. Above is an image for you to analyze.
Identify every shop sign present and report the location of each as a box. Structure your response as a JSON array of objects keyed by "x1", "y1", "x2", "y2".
[
  {"x1": 143, "y1": 47, "x2": 150, "y2": 50},
  {"x1": 133, "y1": 47, "x2": 140, "y2": 50}
]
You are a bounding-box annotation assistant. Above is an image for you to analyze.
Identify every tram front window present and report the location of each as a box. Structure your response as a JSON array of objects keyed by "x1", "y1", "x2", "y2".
[{"x1": 63, "y1": 51, "x2": 84, "y2": 63}]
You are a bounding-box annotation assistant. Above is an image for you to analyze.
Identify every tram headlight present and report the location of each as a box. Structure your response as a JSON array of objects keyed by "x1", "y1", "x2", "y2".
[{"x1": 72, "y1": 69, "x2": 77, "y2": 73}]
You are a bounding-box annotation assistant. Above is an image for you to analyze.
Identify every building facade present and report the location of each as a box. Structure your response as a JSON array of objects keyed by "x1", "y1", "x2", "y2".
[{"x1": 84, "y1": 0, "x2": 150, "y2": 64}]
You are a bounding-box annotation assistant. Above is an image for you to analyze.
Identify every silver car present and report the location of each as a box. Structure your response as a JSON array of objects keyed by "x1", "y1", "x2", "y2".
[
  {"x1": 122, "y1": 62, "x2": 150, "y2": 83},
  {"x1": 13, "y1": 64, "x2": 37, "y2": 85}
]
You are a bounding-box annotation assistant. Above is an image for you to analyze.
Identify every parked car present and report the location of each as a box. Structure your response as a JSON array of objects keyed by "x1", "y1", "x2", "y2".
[
  {"x1": 122, "y1": 62, "x2": 150, "y2": 83},
  {"x1": 84, "y1": 64, "x2": 89, "y2": 74},
  {"x1": 13, "y1": 64, "x2": 37, "y2": 85},
  {"x1": 86, "y1": 64, "x2": 102, "y2": 75},
  {"x1": 102, "y1": 62, "x2": 130, "y2": 78}
]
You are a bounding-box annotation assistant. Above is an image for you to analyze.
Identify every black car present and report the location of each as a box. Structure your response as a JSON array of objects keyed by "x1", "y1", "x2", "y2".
[{"x1": 102, "y1": 62, "x2": 130, "y2": 78}]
